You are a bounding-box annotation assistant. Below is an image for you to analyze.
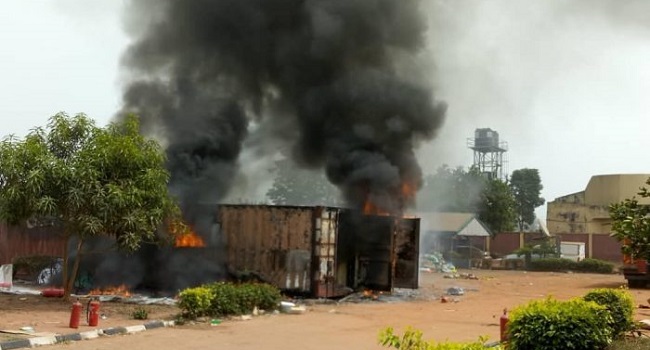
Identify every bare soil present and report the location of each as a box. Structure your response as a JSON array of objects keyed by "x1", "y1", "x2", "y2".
[{"x1": 2, "y1": 270, "x2": 650, "y2": 349}]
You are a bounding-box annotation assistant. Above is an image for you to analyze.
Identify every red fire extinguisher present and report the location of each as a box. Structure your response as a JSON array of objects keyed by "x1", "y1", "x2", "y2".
[
  {"x1": 69, "y1": 299, "x2": 82, "y2": 329},
  {"x1": 87, "y1": 298, "x2": 101, "y2": 327},
  {"x1": 500, "y1": 308, "x2": 509, "y2": 343}
]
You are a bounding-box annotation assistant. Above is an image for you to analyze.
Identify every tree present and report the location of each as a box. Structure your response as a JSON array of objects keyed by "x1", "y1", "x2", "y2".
[
  {"x1": 510, "y1": 168, "x2": 545, "y2": 231},
  {"x1": 610, "y1": 177, "x2": 650, "y2": 261},
  {"x1": 266, "y1": 158, "x2": 343, "y2": 206},
  {"x1": 479, "y1": 178, "x2": 516, "y2": 233},
  {"x1": 0, "y1": 113, "x2": 181, "y2": 297},
  {"x1": 419, "y1": 165, "x2": 516, "y2": 234}
]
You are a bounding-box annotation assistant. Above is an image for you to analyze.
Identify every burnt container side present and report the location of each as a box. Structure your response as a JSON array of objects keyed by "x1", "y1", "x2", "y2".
[{"x1": 217, "y1": 205, "x2": 318, "y2": 293}]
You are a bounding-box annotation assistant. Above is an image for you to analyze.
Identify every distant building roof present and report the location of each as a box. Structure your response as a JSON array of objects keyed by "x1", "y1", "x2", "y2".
[{"x1": 417, "y1": 212, "x2": 491, "y2": 237}]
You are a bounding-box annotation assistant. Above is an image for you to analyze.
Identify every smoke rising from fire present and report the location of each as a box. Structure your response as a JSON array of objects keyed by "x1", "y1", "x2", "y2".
[{"x1": 120, "y1": 0, "x2": 446, "y2": 216}]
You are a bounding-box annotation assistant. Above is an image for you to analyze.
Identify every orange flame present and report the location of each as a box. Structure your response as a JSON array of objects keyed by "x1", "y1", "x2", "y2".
[
  {"x1": 361, "y1": 181, "x2": 418, "y2": 216},
  {"x1": 89, "y1": 284, "x2": 131, "y2": 297},
  {"x1": 175, "y1": 229, "x2": 206, "y2": 248}
]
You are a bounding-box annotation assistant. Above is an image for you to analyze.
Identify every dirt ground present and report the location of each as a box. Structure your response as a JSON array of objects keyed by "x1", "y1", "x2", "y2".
[{"x1": 2, "y1": 270, "x2": 650, "y2": 349}]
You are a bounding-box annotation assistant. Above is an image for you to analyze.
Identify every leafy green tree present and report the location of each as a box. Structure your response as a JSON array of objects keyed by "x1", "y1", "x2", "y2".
[
  {"x1": 0, "y1": 113, "x2": 182, "y2": 296},
  {"x1": 510, "y1": 168, "x2": 545, "y2": 231},
  {"x1": 610, "y1": 177, "x2": 650, "y2": 261},
  {"x1": 266, "y1": 158, "x2": 343, "y2": 206},
  {"x1": 419, "y1": 165, "x2": 515, "y2": 234},
  {"x1": 479, "y1": 178, "x2": 516, "y2": 233}
]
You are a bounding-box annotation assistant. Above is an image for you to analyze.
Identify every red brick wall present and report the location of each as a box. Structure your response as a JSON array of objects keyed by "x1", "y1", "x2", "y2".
[
  {"x1": 490, "y1": 233, "x2": 521, "y2": 257},
  {"x1": 0, "y1": 223, "x2": 66, "y2": 265}
]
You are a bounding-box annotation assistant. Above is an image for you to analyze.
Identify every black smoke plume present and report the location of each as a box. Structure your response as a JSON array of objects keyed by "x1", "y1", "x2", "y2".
[{"x1": 121, "y1": 0, "x2": 446, "y2": 216}]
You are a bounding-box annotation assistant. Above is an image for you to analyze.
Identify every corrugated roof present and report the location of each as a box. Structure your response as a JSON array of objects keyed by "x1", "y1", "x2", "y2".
[{"x1": 417, "y1": 212, "x2": 491, "y2": 237}]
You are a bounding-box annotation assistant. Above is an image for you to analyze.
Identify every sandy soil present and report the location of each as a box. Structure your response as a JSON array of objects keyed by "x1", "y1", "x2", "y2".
[{"x1": 2, "y1": 270, "x2": 650, "y2": 349}]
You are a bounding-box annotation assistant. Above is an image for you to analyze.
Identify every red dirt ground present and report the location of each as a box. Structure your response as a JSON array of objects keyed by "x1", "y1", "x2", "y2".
[{"x1": 2, "y1": 270, "x2": 650, "y2": 349}]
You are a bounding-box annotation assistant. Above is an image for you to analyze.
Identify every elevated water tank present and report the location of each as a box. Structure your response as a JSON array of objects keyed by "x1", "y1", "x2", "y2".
[{"x1": 473, "y1": 128, "x2": 499, "y2": 149}]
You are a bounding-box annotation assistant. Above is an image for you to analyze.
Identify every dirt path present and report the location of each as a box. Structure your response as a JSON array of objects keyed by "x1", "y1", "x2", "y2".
[{"x1": 3, "y1": 270, "x2": 650, "y2": 349}]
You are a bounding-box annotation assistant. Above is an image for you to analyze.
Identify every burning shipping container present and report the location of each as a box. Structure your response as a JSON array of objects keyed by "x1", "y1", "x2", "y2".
[{"x1": 216, "y1": 205, "x2": 419, "y2": 298}]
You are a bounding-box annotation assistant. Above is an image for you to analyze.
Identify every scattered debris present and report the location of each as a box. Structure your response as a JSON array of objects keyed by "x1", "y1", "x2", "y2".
[
  {"x1": 443, "y1": 273, "x2": 478, "y2": 280},
  {"x1": 639, "y1": 320, "x2": 650, "y2": 330},
  {"x1": 210, "y1": 319, "x2": 222, "y2": 326},
  {"x1": 279, "y1": 301, "x2": 306, "y2": 314},
  {"x1": 447, "y1": 287, "x2": 465, "y2": 296},
  {"x1": 70, "y1": 294, "x2": 177, "y2": 306},
  {"x1": 421, "y1": 253, "x2": 456, "y2": 273},
  {"x1": 241, "y1": 315, "x2": 252, "y2": 321}
]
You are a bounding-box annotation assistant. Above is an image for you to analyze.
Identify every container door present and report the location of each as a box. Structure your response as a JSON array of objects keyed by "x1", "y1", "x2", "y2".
[
  {"x1": 338, "y1": 212, "x2": 393, "y2": 292},
  {"x1": 393, "y1": 218, "x2": 420, "y2": 289}
]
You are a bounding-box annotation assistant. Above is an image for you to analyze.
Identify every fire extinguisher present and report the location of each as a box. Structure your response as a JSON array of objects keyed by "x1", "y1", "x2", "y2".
[
  {"x1": 500, "y1": 308, "x2": 509, "y2": 343},
  {"x1": 87, "y1": 298, "x2": 101, "y2": 327},
  {"x1": 69, "y1": 299, "x2": 82, "y2": 329}
]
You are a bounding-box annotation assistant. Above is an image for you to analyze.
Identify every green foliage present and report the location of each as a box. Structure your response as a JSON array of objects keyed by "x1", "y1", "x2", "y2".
[
  {"x1": 378, "y1": 327, "x2": 500, "y2": 350},
  {"x1": 419, "y1": 165, "x2": 515, "y2": 234},
  {"x1": 479, "y1": 178, "x2": 516, "y2": 233},
  {"x1": 131, "y1": 307, "x2": 149, "y2": 320},
  {"x1": 178, "y1": 282, "x2": 281, "y2": 318},
  {"x1": 0, "y1": 113, "x2": 182, "y2": 296},
  {"x1": 266, "y1": 158, "x2": 343, "y2": 206},
  {"x1": 514, "y1": 241, "x2": 558, "y2": 259},
  {"x1": 510, "y1": 168, "x2": 545, "y2": 231},
  {"x1": 583, "y1": 288, "x2": 635, "y2": 338},
  {"x1": 528, "y1": 258, "x2": 614, "y2": 273},
  {"x1": 177, "y1": 286, "x2": 213, "y2": 318},
  {"x1": 609, "y1": 177, "x2": 650, "y2": 261},
  {"x1": 574, "y1": 259, "x2": 615, "y2": 274},
  {"x1": 507, "y1": 297, "x2": 613, "y2": 350},
  {"x1": 528, "y1": 258, "x2": 576, "y2": 271}
]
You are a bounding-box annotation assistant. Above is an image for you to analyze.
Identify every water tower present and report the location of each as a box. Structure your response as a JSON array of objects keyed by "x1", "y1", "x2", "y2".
[{"x1": 467, "y1": 128, "x2": 508, "y2": 180}]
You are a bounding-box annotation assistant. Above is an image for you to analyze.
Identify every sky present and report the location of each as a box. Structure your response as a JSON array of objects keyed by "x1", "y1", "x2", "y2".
[{"x1": 1, "y1": 1, "x2": 648, "y2": 219}]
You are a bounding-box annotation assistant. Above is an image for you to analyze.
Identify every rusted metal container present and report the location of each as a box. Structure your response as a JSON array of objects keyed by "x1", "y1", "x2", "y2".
[{"x1": 217, "y1": 205, "x2": 419, "y2": 298}]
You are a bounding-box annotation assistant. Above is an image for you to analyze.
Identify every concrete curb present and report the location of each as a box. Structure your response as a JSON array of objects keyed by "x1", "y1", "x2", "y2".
[{"x1": 0, "y1": 321, "x2": 175, "y2": 350}]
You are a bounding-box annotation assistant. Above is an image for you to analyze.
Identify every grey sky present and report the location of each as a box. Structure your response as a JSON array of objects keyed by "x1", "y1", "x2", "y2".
[{"x1": 1, "y1": 1, "x2": 648, "y2": 219}]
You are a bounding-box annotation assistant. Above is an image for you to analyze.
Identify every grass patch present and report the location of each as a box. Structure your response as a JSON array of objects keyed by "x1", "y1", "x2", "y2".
[{"x1": 608, "y1": 338, "x2": 650, "y2": 350}]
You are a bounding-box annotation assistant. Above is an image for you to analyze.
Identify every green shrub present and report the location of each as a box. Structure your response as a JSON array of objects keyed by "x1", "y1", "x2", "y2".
[
  {"x1": 528, "y1": 258, "x2": 577, "y2": 271},
  {"x1": 507, "y1": 297, "x2": 613, "y2": 350},
  {"x1": 177, "y1": 286, "x2": 213, "y2": 318},
  {"x1": 178, "y1": 282, "x2": 281, "y2": 318},
  {"x1": 132, "y1": 307, "x2": 149, "y2": 320},
  {"x1": 584, "y1": 288, "x2": 634, "y2": 338},
  {"x1": 575, "y1": 259, "x2": 615, "y2": 274},
  {"x1": 379, "y1": 327, "x2": 500, "y2": 350}
]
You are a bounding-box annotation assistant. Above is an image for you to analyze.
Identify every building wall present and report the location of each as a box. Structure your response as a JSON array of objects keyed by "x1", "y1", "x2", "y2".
[
  {"x1": 585, "y1": 174, "x2": 650, "y2": 206},
  {"x1": 0, "y1": 223, "x2": 65, "y2": 265},
  {"x1": 545, "y1": 174, "x2": 648, "y2": 263},
  {"x1": 546, "y1": 201, "x2": 610, "y2": 234}
]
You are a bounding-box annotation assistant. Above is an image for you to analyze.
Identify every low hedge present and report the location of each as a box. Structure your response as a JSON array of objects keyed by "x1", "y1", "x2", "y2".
[
  {"x1": 379, "y1": 327, "x2": 501, "y2": 350},
  {"x1": 528, "y1": 258, "x2": 614, "y2": 273},
  {"x1": 507, "y1": 297, "x2": 613, "y2": 350},
  {"x1": 178, "y1": 282, "x2": 281, "y2": 318},
  {"x1": 583, "y1": 288, "x2": 635, "y2": 338}
]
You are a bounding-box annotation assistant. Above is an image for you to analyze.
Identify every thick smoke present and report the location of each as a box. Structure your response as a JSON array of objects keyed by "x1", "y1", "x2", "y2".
[{"x1": 121, "y1": 0, "x2": 446, "y2": 216}]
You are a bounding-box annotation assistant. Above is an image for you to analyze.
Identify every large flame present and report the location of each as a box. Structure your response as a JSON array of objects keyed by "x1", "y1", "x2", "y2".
[
  {"x1": 175, "y1": 229, "x2": 206, "y2": 248},
  {"x1": 89, "y1": 284, "x2": 132, "y2": 297},
  {"x1": 362, "y1": 181, "x2": 417, "y2": 216}
]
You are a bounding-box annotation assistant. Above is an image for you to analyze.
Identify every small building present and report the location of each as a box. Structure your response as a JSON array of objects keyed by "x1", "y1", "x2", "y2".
[
  {"x1": 417, "y1": 212, "x2": 491, "y2": 267},
  {"x1": 546, "y1": 174, "x2": 650, "y2": 262}
]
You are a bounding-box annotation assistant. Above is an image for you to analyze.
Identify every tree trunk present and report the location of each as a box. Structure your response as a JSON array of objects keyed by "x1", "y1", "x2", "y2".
[
  {"x1": 65, "y1": 238, "x2": 84, "y2": 298},
  {"x1": 62, "y1": 233, "x2": 70, "y2": 296}
]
